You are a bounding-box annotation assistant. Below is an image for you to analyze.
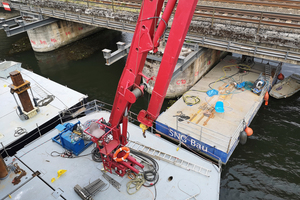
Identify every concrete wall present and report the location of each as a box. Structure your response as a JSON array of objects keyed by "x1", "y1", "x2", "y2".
[
  {"x1": 0, "y1": 8, "x2": 19, "y2": 19},
  {"x1": 143, "y1": 48, "x2": 226, "y2": 98},
  {"x1": 27, "y1": 20, "x2": 101, "y2": 52}
]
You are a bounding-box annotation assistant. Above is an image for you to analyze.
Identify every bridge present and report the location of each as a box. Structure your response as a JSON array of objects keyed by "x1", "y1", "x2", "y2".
[{"x1": 1, "y1": 0, "x2": 300, "y2": 64}]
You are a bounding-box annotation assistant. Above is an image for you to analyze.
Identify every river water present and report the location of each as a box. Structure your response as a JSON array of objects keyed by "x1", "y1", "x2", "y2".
[{"x1": 1, "y1": 29, "x2": 299, "y2": 199}]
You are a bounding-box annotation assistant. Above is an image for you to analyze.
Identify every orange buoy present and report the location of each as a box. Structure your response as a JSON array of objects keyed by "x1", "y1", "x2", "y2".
[
  {"x1": 155, "y1": 134, "x2": 161, "y2": 137},
  {"x1": 245, "y1": 126, "x2": 253, "y2": 136},
  {"x1": 264, "y1": 91, "x2": 269, "y2": 106},
  {"x1": 277, "y1": 73, "x2": 284, "y2": 80}
]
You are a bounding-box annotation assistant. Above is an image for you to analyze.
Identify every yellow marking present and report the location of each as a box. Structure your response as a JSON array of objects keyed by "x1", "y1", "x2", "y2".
[{"x1": 57, "y1": 169, "x2": 67, "y2": 179}]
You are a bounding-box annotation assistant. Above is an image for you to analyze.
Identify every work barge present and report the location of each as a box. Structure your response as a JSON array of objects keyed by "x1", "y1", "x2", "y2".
[
  {"x1": 0, "y1": 63, "x2": 221, "y2": 200},
  {"x1": 0, "y1": 60, "x2": 87, "y2": 156},
  {"x1": 155, "y1": 55, "x2": 282, "y2": 164}
]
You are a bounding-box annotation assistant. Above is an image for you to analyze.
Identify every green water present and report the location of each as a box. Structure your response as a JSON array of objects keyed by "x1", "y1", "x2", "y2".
[{"x1": 1, "y1": 29, "x2": 299, "y2": 200}]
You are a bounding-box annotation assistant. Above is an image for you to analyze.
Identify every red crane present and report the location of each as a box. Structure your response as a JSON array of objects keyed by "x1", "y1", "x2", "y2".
[{"x1": 85, "y1": 0, "x2": 198, "y2": 177}]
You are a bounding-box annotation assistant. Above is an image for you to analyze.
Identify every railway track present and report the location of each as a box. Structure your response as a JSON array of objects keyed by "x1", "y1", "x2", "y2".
[
  {"x1": 109, "y1": 0, "x2": 300, "y2": 29},
  {"x1": 118, "y1": 0, "x2": 300, "y2": 10},
  {"x1": 200, "y1": 0, "x2": 300, "y2": 10},
  {"x1": 193, "y1": 6, "x2": 300, "y2": 29}
]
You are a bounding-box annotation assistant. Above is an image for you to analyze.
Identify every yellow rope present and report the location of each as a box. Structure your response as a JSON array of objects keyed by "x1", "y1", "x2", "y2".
[
  {"x1": 126, "y1": 174, "x2": 145, "y2": 195},
  {"x1": 182, "y1": 90, "x2": 206, "y2": 106}
]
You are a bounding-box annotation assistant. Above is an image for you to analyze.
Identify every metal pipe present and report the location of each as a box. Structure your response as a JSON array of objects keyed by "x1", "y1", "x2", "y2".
[
  {"x1": 153, "y1": 0, "x2": 177, "y2": 49},
  {"x1": 29, "y1": 88, "x2": 38, "y2": 107}
]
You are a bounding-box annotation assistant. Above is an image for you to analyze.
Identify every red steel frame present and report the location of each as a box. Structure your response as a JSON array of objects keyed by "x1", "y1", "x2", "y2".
[{"x1": 92, "y1": 0, "x2": 198, "y2": 176}]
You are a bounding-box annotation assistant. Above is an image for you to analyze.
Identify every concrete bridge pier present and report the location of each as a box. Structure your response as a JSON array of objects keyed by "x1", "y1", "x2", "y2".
[
  {"x1": 1, "y1": 8, "x2": 101, "y2": 52},
  {"x1": 27, "y1": 20, "x2": 101, "y2": 52}
]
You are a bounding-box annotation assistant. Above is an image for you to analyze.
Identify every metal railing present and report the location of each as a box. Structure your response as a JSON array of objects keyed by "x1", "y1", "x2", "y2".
[
  {"x1": 0, "y1": 99, "x2": 151, "y2": 157},
  {"x1": 176, "y1": 119, "x2": 231, "y2": 151},
  {"x1": 0, "y1": 99, "x2": 219, "y2": 168}
]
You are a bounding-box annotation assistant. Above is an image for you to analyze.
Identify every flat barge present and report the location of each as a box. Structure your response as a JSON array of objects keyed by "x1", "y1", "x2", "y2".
[
  {"x1": 0, "y1": 103, "x2": 221, "y2": 200},
  {"x1": 155, "y1": 55, "x2": 282, "y2": 164},
  {"x1": 0, "y1": 60, "x2": 87, "y2": 156}
]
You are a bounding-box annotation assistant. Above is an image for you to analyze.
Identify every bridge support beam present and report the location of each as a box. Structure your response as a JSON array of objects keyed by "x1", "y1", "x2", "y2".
[{"x1": 2, "y1": 17, "x2": 58, "y2": 36}]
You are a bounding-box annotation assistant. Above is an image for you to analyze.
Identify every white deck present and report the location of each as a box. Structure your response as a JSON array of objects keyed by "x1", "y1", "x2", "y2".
[
  {"x1": 0, "y1": 111, "x2": 220, "y2": 200},
  {"x1": 156, "y1": 56, "x2": 279, "y2": 153},
  {"x1": 0, "y1": 63, "x2": 87, "y2": 149}
]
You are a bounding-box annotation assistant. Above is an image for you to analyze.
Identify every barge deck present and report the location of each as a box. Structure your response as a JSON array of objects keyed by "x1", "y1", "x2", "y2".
[
  {"x1": 0, "y1": 107, "x2": 221, "y2": 200},
  {"x1": 155, "y1": 56, "x2": 282, "y2": 164},
  {"x1": 0, "y1": 61, "x2": 87, "y2": 155}
]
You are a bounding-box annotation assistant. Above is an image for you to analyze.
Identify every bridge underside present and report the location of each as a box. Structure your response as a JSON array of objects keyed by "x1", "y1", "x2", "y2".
[{"x1": 2, "y1": 0, "x2": 300, "y2": 65}]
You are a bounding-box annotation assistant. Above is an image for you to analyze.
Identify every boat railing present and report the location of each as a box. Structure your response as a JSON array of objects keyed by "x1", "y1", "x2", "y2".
[
  {"x1": 171, "y1": 118, "x2": 232, "y2": 152},
  {"x1": 63, "y1": 100, "x2": 220, "y2": 163},
  {"x1": 0, "y1": 109, "x2": 68, "y2": 157},
  {"x1": 0, "y1": 95, "x2": 261, "y2": 159},
  {"x1": 0, "y1": 99, "x2": 219, "y2": 165},
  {"x1": 0, "y1": 99, "x2": 109, "y2": 157}
]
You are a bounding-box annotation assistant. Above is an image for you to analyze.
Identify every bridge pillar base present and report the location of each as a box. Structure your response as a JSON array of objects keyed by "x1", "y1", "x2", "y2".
[{"x1": 27, "y1": 20, "x2": 101, "y2": 52}]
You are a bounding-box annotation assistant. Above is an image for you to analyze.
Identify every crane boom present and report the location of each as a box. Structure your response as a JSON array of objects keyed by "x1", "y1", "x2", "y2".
[
  {"x1": 110, "y1": 0, "x2": 198, "y2": 142},
  {"x1": 90, "y1": 0, "x2": 198, "y2": 177}
]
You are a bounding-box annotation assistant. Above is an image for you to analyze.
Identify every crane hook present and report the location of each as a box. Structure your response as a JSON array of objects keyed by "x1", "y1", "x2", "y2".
[{"x1": 139, "y1": 123, "x2": 148, "y2": 138}]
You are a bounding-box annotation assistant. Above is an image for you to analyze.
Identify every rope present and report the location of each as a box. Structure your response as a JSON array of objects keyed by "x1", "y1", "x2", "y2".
[
  {"x1": 126, "y1": 173, "x2": 145, "y2": 195},
  {"x1": 91, "y1": 147, "x2": 102, "y2": 162},
  {"x1": 50, "y1": 150, "x2": 92, "y2": 158},
  {"x1": 51, "y1": 150, "x2": 74, "y2": 158},
  {"x1": 37, "y1": 95, "x2": 55, "y2": 107},
  {"x1": 182, "y1": 90, "x2": 206, "y2": 106},
  {"x1": 22, "y1": 73, "x2": 71, "y2": 112},
  {"x1": 178, "y1": 179, "x2": 201, "y2": 200}
]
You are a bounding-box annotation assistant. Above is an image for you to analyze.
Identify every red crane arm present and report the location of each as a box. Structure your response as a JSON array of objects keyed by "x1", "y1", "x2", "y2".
[
  {"x1": 109, "y1": 0, "x2": 198, "y2": 144},
  {"x1": 138, "y1": 0, "x2": 198, "y2": 128}
]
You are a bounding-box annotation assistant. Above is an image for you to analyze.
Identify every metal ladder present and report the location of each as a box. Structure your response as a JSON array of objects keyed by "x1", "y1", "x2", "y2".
[
  {"x1": 265, "y1": 64, "x2": 271, "y2": 85},
  {"x1": 127, "y1": 140, "x2": 211, "y2": 177}
]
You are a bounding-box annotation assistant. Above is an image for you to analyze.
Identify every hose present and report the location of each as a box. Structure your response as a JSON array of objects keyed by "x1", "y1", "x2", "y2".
[
  {"x1": 91, "y1": 147, "x2": 102, "y2": 162},
  {"x1": 130, "y1": 150, "x2": 159, "y2": 187}
]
